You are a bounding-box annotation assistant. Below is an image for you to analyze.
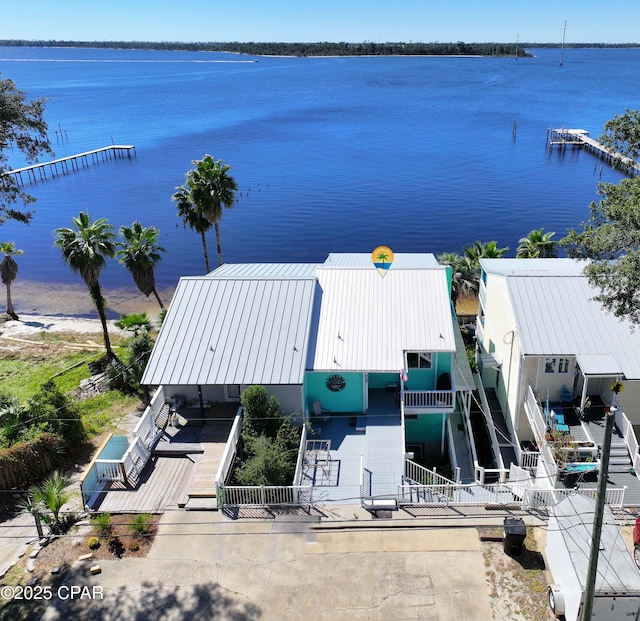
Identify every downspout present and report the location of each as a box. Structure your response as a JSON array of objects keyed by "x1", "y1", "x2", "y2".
[
  {"x1": 514, "y1": 353, "x2": 525, "y2": 438},
  {"x1": 198, "y1": 385, "x2": 205, "y2": 426}
]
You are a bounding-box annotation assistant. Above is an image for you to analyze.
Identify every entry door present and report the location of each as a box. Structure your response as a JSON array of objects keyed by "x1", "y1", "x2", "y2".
[{"x1": 225, "y1": 384, "x2": 241, "y2": 401}]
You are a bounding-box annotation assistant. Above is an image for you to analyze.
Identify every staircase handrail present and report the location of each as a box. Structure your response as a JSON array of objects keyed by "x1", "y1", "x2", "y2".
[
  {"x1": 404, "y1": 459, "x2": 456, "y2": 486},
  {"x1": 614, "y1": 407, "x2": 640, "y2": 477}
]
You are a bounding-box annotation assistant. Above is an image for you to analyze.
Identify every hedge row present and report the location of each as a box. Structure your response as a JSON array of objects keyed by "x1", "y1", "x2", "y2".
[{"x1": 0, "y1": 433, "x2": 64, "y2": 490}]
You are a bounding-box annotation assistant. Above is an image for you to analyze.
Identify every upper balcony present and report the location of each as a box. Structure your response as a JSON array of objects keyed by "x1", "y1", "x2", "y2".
[{"x1": 402, "y1": 389, "x2": 455, "y2": 413}]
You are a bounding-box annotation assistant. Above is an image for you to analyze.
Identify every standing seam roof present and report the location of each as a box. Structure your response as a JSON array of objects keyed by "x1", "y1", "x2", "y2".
[
  {"x1": 141, "y1": 276, "x2": 316, "y2": 386},
  {"x1": 507, "y1": 275, "x2": 640, "y2": 379}
]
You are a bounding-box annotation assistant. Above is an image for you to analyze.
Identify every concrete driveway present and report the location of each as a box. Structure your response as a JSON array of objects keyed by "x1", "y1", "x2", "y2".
[{"x1": 42, "y1": 511, "x2": 494, "y2": 621}]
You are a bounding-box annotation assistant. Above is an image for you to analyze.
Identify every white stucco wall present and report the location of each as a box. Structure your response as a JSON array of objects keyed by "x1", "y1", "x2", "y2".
[{"x1": 478, "y1": 274, "x2": 523, "y2": 435}]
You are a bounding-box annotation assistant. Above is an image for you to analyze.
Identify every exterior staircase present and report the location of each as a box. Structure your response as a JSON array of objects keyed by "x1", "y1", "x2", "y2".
[{"x1": 609, "y1": 427, "x2": 633, "y2": 473}]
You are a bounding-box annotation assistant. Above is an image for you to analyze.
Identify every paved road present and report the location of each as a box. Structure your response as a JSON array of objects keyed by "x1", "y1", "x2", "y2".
[{"x1": 42, "y1": 510, "x2": 494, "y2": 620}]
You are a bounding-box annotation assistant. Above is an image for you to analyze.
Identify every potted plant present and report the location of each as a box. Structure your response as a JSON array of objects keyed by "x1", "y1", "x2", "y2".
[{"x1": 611, "y1": 381, "x2": 624, "y2": 394}]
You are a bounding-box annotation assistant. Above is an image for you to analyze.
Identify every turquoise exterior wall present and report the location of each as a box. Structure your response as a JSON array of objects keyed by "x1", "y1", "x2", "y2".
[
  {"x1": 406, "y1": 367, "x2": 435, "y2": 390},
  {"x1": 304, "y1": 372, "x2": 364, "y2": 412},
  {"x1": 405, "y1": 353, "x2": 452, "y2": 391},
  {"x1": 437, "y1": 352, "x2": 452, "y2": 378},
  {"x1": 368, "y1": 372, "x2": 399, "y2": 389},
  {"x1": 405, "y1": 414, "x2": 447, "y2": 444}
]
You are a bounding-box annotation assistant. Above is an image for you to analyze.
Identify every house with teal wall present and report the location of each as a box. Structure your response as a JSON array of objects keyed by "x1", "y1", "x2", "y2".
[{"x1": 142, "y1": 253, "x2": 474, "y2": 502}]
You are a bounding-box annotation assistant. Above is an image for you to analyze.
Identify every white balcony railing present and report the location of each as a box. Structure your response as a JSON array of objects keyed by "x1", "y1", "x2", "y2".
[{"x1": 403, "y1": 390, "x2": 454, "y2": 410}]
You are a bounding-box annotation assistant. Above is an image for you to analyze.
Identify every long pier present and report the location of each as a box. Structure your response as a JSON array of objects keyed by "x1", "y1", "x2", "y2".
[
  {"x1": 6, "y1": 145, "x2": 136, "y2": 185},
  {"x1": 547, "y1": 128, "x2": 639, "y2": 175}
]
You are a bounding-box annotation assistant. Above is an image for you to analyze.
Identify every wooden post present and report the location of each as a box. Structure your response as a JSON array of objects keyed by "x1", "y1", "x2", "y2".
[{"x1": 580, "y1": 409, "x2": 614, "y2": 621}]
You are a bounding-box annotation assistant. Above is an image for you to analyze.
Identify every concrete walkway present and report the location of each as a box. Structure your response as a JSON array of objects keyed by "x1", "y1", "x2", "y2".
[{"x1": 42, "y1": 508, "x2": 499, "y2": 621}]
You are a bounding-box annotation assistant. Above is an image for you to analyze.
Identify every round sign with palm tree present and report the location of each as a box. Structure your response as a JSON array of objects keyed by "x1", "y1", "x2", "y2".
[{"x1": 372, "y1": 246, "x2": 394, "y2": 278}]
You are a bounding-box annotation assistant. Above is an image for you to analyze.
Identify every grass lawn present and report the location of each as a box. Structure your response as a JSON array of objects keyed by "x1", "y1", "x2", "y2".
[{"x1": 0, "y1": 331, "x2": 144, "y2": 438}]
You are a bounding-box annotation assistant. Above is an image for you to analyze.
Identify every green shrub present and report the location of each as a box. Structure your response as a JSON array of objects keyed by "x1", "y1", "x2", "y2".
[
  {"x1": 0, "y1": 432, "x2": 64, "y2": 490},
  {"x1": 129, "y1": 513, "x2": 152, "y2": 538},
  {"x1": 127, "y1": 541, "x2": 140, "y2": 552},
  {"x1": 240, "y1": 385, "x2": 282, "y2": 438},
  {"x1": 93, "y1": 512, "x2": 112, "y2": 536},
  {"x1": 87, "y1": 536, "x2": 101, "y2": 550}
]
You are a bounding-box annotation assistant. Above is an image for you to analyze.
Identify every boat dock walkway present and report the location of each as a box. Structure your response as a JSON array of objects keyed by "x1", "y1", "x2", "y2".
[
  {"x1": 547, "y1": 128, "x2": 639, "y2": 174},
  {"x1": 5, "y1": 145, "x2": 136, "y2": 185}
]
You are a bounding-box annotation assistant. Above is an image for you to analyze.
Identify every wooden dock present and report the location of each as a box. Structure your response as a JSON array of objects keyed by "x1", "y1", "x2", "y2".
[
  {"x1": 547, "y1": 128, "x2": 639, "y2": 174},
  {"x1": 6, "y1": 145, "x2": 136, "y2": 185}
]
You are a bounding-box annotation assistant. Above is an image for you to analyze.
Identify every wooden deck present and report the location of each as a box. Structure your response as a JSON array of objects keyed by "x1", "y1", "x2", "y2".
[
  {"x1": 90, "y1": 408, "x2": 235, "y2": 513},
  {"x1": 187, "y1": 421, "x2": 231, "y2": 498},
  {"x1": 91, "y1": 455, "x2": 195, "y2": 513}
]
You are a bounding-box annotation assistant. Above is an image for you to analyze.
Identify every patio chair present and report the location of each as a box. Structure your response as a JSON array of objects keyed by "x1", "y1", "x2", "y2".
[{"x1": 312, "y1": 401, "x2": 330, "y2": 423}]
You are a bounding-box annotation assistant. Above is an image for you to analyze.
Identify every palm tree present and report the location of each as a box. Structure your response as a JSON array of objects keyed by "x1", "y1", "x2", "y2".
[
  {"x1": 463, "y1": 240, "x2": 509, "y2": 268},
  {"x1": 117, "y1": 221, "x2": 166, "y2": 309},
  {"x1": 173, "y1": 185, "x2": 214, "y2": 273},
  {"x1": 177, "y1": 154, "x2": 238, "y2": 268},
  {"x1": 438, "y1": 252, "x2": 479, "y2": 306},
  {"x1": 54, "y1": 212, "x2": 116, "y2": 357},
  {"x1": 26, "y1": 470, "x2": 73, "y2": 532},
  {"x1": 516, "y1": 228, "x2": 558, "y2": 258},
  {"x1": 376, "y1": 251, "x2": 389, "y2": 264},
  {"x1": 0, "y1": 242, "x2": 23, "y2": 320}
]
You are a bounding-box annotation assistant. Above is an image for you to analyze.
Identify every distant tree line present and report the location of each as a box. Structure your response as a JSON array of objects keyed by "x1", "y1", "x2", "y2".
[{"x1": 0, "y1": 39, "x2": 533, "y2": 57}]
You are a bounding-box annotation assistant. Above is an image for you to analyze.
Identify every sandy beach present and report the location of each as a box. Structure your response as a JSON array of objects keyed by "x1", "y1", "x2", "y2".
[
  {"x1": 0, "y1": 313, "x2": 124, "y2": 338},
  {"x1": 3, "y1": 279, "x2": 175, "y2": 320}
]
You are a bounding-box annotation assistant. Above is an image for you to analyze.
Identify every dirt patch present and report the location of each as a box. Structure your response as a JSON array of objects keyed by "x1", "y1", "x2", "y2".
[
  {"x1": 456, "y1": 294, "x2": 479, "y2": 316},
  {"x1": 0, "y1": 514, "x2": 159, "y2": 621},
  {"x1": 480, "y1": 526, "x2": 555, "y2": 621}
]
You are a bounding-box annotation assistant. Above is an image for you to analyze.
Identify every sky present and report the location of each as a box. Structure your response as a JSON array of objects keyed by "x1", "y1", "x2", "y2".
[{"x1": 1, "y1": 0, "x2": 638, "y2": 44}]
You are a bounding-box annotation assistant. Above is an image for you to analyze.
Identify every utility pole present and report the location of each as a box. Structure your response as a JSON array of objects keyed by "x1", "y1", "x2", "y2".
[{"x1": 580, "y1": 407, "x2": 615, "y2": 621}]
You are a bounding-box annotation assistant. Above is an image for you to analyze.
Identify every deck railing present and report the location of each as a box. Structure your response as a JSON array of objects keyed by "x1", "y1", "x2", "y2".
[
  {"x1": 95, "y1": 459, "x2": 125, "y2": 482},
  {"x1": 521, "y1": 485, "x2": 627, "y2": 511},
  {"x1": 122, "y1": 436, "x2": 150, "y2": 481},
  {"x1": 397, "y1": 481, "x2": 516, "y2": 507},
  {"x1": 524, "y1": 385, "x2": 547, "y2": 447},
  {"x1": 292, "y1": 424, "x2": 309, "y2": 485},
  {"x1": 403, "y1": 390, "x2": 454, "y2": 410},
  {"x1": 214, "y1": 407, "x2": 243, "y2": 488},
  {"x1": 614, "y1": 407, "x2": 640, "y2": 479},
  {"x1": 404, "y1": 459, "x2": 456, "y2": 486},
  {"x1": 520, "y1": 451, "x2": 541, "y2": 473},
  {"x1": 219, "y1": 485, "x2": 314, "y2": 509},
  {"x1": 134, "y1": 386, "x2": 167, "y2": 449}
]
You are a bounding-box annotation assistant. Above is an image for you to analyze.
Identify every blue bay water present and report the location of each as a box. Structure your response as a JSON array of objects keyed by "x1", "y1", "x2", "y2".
[{"x1": 0, "y1": 46, "x2": 637, "y2": 301}]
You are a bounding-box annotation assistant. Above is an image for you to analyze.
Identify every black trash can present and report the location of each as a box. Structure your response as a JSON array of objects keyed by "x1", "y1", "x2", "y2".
[{"x1": 503, "y1": 517, "x2": 526, "y2": 556}]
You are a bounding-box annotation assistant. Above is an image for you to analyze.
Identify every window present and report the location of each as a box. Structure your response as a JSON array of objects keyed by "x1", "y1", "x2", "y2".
[
  {"x1": 407, "y1": 352, "x2": 432, "y2": 369},
  {"x1": 544, "y1": 358, "x2": 570, "y2": 374}
]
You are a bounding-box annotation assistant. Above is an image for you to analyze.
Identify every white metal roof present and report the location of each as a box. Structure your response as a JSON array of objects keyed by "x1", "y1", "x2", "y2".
[
  {"x1": 310, "y1": 266, "x2": 455, "y2": 372},
  {"x1": 481, "y1": 257, "x2": 588, "y2": 276},
  {"x1": 210, "y1": 263, "x2": 319, "y2": 279},
  {"x1": 507, "y1": 274, "x2": 640, "y2": 378},
  {"x1": 324, "y1": 252, "x2": 440, "y2": 269},
  {"x1": 547, "y1": 494, "x2": 640, "y2": 592},
  {"x1": 141, "y1": 275, "x2": 316, "y2": 386}
]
